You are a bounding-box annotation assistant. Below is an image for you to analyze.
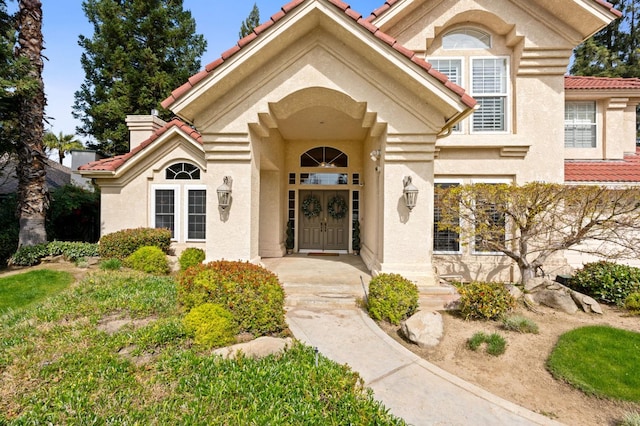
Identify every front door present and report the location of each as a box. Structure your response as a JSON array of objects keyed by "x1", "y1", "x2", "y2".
[{"x1": 299, "y1": 190, "x2": 349, "y2": 251}]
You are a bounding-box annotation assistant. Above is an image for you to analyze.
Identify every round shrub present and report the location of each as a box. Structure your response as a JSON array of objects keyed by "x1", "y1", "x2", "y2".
[
  {"x1": 569, "y1": 261, "x2": 640, "y2": 305},
  {"x1": 183, "y1": 303, "x2": 237, "y2": 348},
  {"x1": 458, "y1": 281, "x2": 516, "y2": 320},
  {"x1": 179, "y1": 247, "x2": 205, "y2": 271},
  {"x1": 124, "y1": 246, "x2": 170, "y2": 275},
  {"x1": 177, "y1": 260, "x2": 286, "y2": 336},
  {"x1": 99, "y1": 227, "x2": 171, "y2": 260},
  {"x1": 367, "y1": 273, "x2": 419, "y2": 325},
  {"x1": 624, "y1": 292, "x2": 640, "y2": 315}
]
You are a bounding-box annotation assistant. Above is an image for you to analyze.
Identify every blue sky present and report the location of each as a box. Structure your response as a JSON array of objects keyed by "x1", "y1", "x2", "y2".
[{"x1": 25, "y1": 0, "x2": 382, "y2": 143}]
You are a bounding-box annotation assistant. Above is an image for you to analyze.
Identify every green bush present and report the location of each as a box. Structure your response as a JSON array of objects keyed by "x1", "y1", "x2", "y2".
[
  {"x1": 467, "y1": 332, "x2": 507, "y2": 356},
  {"x1": 46, "y1": 184, "x2": 100, "y2": 242},
  {"x1": 501, "y1": 315, "x2": 539, "y2": 334},
  {"x1": 179, "y1": 247, "x2": 205, "y2": 271},
  {"x1": 624, "y1": 292, "x2": 640, "y2": 315},
  {"x1": 183, "y1": 303, "x2": 237, "y2": 348},
  {"x1": 177, "y1": 260, "x2": 286, "y2": 336},
  {"x1": 124, "y1": 246, "x2": 170, "y2": 275},
  {"x1": 569, "y1": 261, "x2": 640, "y2": 305},
  {"x1": 0, "y1": 194, "x2": 18, "y2": 268},
  {"x1": 9, "y1": 243, "x2": 49, "y2": 266},
  {"x1": 99, "y1": 227, "x2": 171, "y2": 260},
  {"x1": 9, "y1": 241, "x2": 99, "y2": 266},
  {"x1": 367, "y1": 273, "x2": 419, "y2": 325},
  {"x1": 458, "y1": 282, "x2": 516, "y2": 320}
]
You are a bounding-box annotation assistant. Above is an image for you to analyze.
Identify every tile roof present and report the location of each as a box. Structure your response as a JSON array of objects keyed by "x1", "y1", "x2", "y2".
[
  {"x1": 160, "y1": 0, "x2": 475, "y2": 111},
  {"x1": 78, "y1": 119, "x2": 202, "y2": 172},
  {"x1": 367, "y1": 0, "x2": 622, "y2": 22},
  {"x1": 565, "y1": 75, "x2": 640, "y2": 90},
  {"x1": 565, "y1": 147, "x2": 640, "y2": 183}
]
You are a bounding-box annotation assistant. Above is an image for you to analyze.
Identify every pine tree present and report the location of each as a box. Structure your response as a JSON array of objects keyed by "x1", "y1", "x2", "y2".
[
  {"x1": 239, "y1": 3, "x2": 260, "y2": 39},
  {"x1": 73, "y1": 0, "x2": 207, "y2": 156}
]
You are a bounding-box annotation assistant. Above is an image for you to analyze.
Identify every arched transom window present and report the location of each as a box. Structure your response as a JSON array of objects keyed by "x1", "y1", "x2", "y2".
[
  {"x1": 166, "y1": 162, "x2": 200, "y2": 180},
  {"x1": 443, "y1": 28, "x2": 491, "y2": 50},
  {"x1": 300, "y1": 147, "x2": 348, "y2": 168}
]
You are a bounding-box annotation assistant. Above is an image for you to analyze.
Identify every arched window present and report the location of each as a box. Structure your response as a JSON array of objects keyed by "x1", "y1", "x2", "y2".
[
  {"x1": 443, "y1": 28, "x2": 491, "y2": 50},
  {"x1": 300, "y1": 147, "x2": 348, "y2": 168},
  {"x1": 166, "y1": 162, "x2": 200, "y2": 180}
]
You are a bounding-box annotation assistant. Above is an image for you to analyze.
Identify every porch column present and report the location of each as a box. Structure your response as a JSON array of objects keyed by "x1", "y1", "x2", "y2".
[
  {"x1": 379, "y1": 133, "x2": 437, "y2": 287},
  {"x1": 203, "y1": 133, "x2": 260, "y2": 263}
]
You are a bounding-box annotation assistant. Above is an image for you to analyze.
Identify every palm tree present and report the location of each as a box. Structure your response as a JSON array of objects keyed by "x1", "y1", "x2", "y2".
[
  {"x1": 44, "y1": 131, "x2": 83, "y2": 164},
  {"x1": 16, "y1": 0, "x2": 47, "y2": 247}
]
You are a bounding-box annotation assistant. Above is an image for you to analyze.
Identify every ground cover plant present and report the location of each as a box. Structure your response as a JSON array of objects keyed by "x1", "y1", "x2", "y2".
[
  {"x1": 0, "y1": 269, "x2": 73, "y2": 313},
  {"x1": 0, "y1": 269, "x2": 404, "y2": 424},
  {"x1": 467, "y1": 332, "x2": 507, "y2": 356},
  {"x1": 501, "y1": 314, "x2": 539, "y2": 334},
  {"x1": 547, "y1": 325, "x2": 640, "y2": 401}
]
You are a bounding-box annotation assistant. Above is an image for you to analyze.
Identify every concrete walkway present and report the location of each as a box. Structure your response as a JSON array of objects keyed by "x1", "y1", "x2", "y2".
[{"x1": 262, "y1": 255, "x2": 562, "y2": 426}]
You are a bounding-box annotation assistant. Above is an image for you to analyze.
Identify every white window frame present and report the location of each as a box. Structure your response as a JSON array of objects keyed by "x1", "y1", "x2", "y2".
[
  {"x1": 151, "y1": 184, "x2": 180, "y2": 242},
  {"x1": 470, "y1": 179, "x2": 511, "y2": 255},
  {"x1": 429, "y1": 58, "x2": 465, "y2": 133},
  {"x1": 184, "y1": 184, "x2": 207, "y2": 242},
  {"x1": 565, "y1": 101, "x2": 597, "y2": 148},
  {"x1": 470, "y1": 56, "x2": 510, "y2": 134},
  {"x1": 433, "y1": 179, "x2": 464, "y2": 254}
]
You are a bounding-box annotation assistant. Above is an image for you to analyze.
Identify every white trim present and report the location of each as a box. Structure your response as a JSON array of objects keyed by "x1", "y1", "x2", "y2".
[
  {"x1": 184, "y1": 184, "x2": 207, "y2": 242},
  {"x1": 151, "y1": 184, "x2": 181, "y2": 242},
  {"x1": 469, "y1": 56, "x2": 510, "y2": 135}
]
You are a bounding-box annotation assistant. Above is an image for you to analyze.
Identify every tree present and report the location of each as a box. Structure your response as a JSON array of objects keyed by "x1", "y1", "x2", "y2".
[
  {"x1": 436, "y1": 182, "x2": 640, "y2": 284},
  {"x1": 73, "y1": 0, "x2": 207, "y2": 156},
  {"x1": 15, "y1": 0, "x2": 48, "y2": 247},
  {"x1": 43, "y1": 131, "x2": 83, "y2": 164},
  {"x1": 239, "y1": 3, "x2": 260, "y2": 39}
]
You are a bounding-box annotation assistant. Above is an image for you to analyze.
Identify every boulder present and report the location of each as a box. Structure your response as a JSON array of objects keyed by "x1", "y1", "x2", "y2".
[
  {"x1": 524, "y1": 277, "x2": 550, "y2": 292},
  {"x1": 213, "y1": 336, "x2": 293, "y2": 360},
  {"x1": 505, "y1": 284, "x2": 523, "y2": 300},
  {"x1": 532, "y1": 287, "x2": 578, "y2": 314},
  {"x1": 570, "y1": 290, "x2": 603, "y2": 315},
  {"x1": 400, "y1": 310, "x2": 443, "y2": 348}
]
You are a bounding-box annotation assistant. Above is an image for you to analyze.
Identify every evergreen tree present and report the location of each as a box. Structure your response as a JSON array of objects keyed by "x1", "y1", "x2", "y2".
[
  {"x1": 239, "y1": 3, "x2": 260, "y2": 39},
  {"x1": 73, "y1": 0, "x2": 207, "y2": 156}
]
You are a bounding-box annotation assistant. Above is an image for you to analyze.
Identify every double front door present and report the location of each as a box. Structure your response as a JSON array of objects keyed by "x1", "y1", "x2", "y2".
[{"x1": 299, "y1": 190, "x2": 349, "y2": 251}]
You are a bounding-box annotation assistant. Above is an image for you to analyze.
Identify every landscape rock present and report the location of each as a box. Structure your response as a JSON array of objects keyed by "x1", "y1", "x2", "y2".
[
  {"x1": 400, "y1": 310, "x2": 443, "y2": 348},
  {"x1": 524, "y1": 277, "x2": 549, "y2": 292},
  {"x1": 213, "y1": 336, "x2": 293, "y2": 360},
  {"x1": 505, "y1": 284, "x2": 523, "y2": 300},
  {"x1": 532, "y1": 287, "x2": 578, "y2": 314},
  {"x1": 570, "y1": 290, "x2": 603, "y2": 314}
]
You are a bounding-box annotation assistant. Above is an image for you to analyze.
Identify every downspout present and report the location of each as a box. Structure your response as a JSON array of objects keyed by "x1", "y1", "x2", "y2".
[{"x1": 436, "y1": 105, "x2": 478, "y2": 139}]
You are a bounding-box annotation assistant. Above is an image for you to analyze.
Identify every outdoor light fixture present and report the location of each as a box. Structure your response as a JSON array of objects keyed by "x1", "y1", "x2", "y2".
[
  {"x1": 403, "y1": 176, "x2": 418, "y2": 211},
  {"x1": 217, "y1": 176, "x2": 233, "y2": 210},
  {"x1": 369, "y1": 149, "x2": 381, "y2": 162}
]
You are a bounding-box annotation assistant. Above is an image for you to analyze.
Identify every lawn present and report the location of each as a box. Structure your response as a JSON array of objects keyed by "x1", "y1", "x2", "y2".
[
  {"x1": 547, "y1": 325, "x2": 640, "y2": 401},
  {"x1": 0, "y1": 269, "x2": 73, "y2": 313},
  {"x1": 0, "y1": 269, "x2": 405, "y2": 424}
]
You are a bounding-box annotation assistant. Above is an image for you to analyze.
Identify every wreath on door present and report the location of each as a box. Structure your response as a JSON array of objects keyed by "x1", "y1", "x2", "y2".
[
  {"x1": 302, "y1": 195, "x2": 322, "y2": 218},
  {"x1": 327, "y1": 195, "x2": 347, "y2": 220}
]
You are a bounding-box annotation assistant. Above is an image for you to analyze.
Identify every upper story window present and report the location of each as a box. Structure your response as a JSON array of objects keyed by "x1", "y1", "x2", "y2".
[
  {"x1": 565, "y1": 102, "x2": 596, "y2": 148},
  {"x1": 166, "y1": 162, "x2": 200, "y2": 180},
  {"x1": 443, "y1": 29, "x2": 491, "y2": 50},
  {"x1": 430, "y1": 28, "x2": 509, "y2": 134},
  {"x1": 300, "y1": 147, "x2": 348, "y2": 168}
]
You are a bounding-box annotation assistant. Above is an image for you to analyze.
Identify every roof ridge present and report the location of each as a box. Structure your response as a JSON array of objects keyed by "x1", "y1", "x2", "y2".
[{"x1": 161, "y1": 0, "x2": 475, "y2": 110}]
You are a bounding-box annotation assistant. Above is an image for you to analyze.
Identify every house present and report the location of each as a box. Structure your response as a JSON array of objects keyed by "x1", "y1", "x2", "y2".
[
  {"x1": 0, "y1": 153, "x2": 72, "y2": 197},
  {"x1": 79, "y1": 0, "x2": 640, "y2": 285}
]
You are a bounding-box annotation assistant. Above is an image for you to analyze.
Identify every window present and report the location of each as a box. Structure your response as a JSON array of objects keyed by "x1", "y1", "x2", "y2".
[
  {"x1": 166, "y1": 162, "x2": 200, "y2": 180},
  {"x1": 471, "y1": 58, "x2": 508, "y2": 132},
  {"x1": 443, "y1": 29, "x2": 491, "y2": 50},
  {"x1": 152, "y1": 184, "x2": 206, "y2": 241},
  {"x1": 187, "y1": 189, "x2": 206, "y2": 240},
  {"x1": 300, "y1": 147, "x2": 348, "y2": 168},
  {"x1": 155, "y1": 188, "x2": 176, "y2": 238},
  {"x1": 430, "y1": 59, "x2": 463, "y2": 132},
  {"x1": 434, "y1": 182, "x2": 460, "y2": 253},
  {"x1": 565, "y1": 102, "x2": 596, "y2": 148},
  {"x1": 472, "y1": 183, "x2": 507, "y2": 254}
]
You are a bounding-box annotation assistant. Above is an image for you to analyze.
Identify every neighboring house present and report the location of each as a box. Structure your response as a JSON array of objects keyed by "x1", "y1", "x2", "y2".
[
  {"x1": 0, "y1": 153, "x2": 72, "y2": 197},
  {"x1": 79, "y1": 0, "x2": 639, "y2": 285}
]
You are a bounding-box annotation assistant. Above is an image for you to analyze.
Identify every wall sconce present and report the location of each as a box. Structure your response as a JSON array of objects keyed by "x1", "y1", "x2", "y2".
[
  {"x1": 369, "y1": 149, "x2": 381, "y2": 162},
  {"x1": 403, "y1": 176, "x2": 418, "y2": 211},
  {"x1": 217, "y1": 176, "x2": 233, "y2": 210}
]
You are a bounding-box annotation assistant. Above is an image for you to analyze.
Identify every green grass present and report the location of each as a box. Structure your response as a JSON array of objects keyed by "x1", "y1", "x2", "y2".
[
  {"x1": 467, "y1": 331, "x2": 507, "y2": 356},
  {"x1": 547, "y1": 325, "x2": 640, "y2": 401},
  {"x1": 0, "y1": 270, "x2": 405, "y2": 425},
  {"x1": 0, "y1": 269, "x2": 74, "y2": 313},
  {"x1": 501, "y1": 315, "x2": 539, "y2": 334}
]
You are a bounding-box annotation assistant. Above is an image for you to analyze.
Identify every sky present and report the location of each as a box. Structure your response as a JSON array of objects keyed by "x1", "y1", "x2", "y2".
[{"x1": 20, "y1": 0, "x2": 383, "y2": 145}]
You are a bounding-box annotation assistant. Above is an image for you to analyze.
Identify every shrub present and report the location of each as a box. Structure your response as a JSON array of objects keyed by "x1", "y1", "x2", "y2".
[
  {"x1": 9, "y1": 241, "x2": 99, "y2": 266},
  {"x1": 624, "y1": 293, "x2": 640, "y2": 315},
  {"x1": 621, "y1": 412, "x2": 640, "y2": 426},
  {"x1": 367, "y1": 273, "x2": 419, "y2": 325},
  {"x1": 569, "y1": 261, "x2": 640, "y2": 305},
  {"x1": 99, "y1": 227, "x2": 171, "y2": 260},
  {"x1": 502, "y1": 315, "x2": 539, "y2": 334},
  {"x1": 46, "y1": 184, "x2": 100, "y2": 242},
  {"x1": 179, "y1": 247, "x2": 205, "y2": 271},
  {"x1": 0, "y1": 194, "x2": 18, "y2": 268},
  {"x1": 177, "y1": 260, "x2": 286, "y2": 336},
  {"x1": 467, "y1": 332, "x2": 507, "y2": 356},
  {"x1": 124, "y1": 246, "x2": 170, "y2": 275},
  {"x1": 9, "y1": 243, "x2": 49, "y2": 266},
  {"x1": 458, "y1": 281, "x2": 516, "y2": 320},
  {"x1": 183, "y1": 303, "x2": 237, "y2": 348},
  {"x1": 99, "y1": 258, "x2": 122, "y2": 271}
]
